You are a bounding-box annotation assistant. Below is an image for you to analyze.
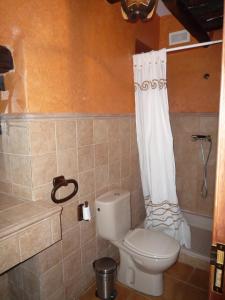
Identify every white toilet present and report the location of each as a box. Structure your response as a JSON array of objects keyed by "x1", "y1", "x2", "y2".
[{"x1": 95, "y1": 189, "x2": 180, "y2": 296}]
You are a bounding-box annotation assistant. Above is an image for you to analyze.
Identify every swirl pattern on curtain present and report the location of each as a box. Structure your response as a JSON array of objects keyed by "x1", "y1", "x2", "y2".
[{"x1": 134, "y1": 79, "x2": 167, "y2": 91}]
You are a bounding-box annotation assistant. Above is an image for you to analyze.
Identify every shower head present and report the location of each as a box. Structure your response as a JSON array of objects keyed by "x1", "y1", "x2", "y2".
[{"x1": 192, "y1": 135, "x2": 212, "y2": 142}]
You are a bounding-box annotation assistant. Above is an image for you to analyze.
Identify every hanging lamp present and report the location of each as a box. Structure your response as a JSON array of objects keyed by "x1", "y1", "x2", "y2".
[{"x1": 106, "y1": 0, "x2": 158, "y2": 22}]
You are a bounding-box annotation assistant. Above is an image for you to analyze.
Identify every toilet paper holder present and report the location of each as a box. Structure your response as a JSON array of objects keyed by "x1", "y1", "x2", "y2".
[{"x1": 78, "y1": 201, "x2": 91, "y2": 221}]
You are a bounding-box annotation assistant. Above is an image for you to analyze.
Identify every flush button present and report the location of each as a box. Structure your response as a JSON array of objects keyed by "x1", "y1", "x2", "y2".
[{"x1": 97, "y1": 208, "x2": 100, "y2": 212}]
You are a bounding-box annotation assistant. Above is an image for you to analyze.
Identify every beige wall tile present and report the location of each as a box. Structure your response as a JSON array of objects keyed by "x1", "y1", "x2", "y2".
[
  {"x1": 199, "y1": 115, "x2": 218, "y2": 136},
  {"x1": 12, "y1": 184, "x2": 32, "y2": 200},
  {"x1": 40, "y1": 262, "x2": 63, "y2": 299},
  {"x1": 29, "y1": 121, "x2": 56, "y2": 155},
  {"x1": 107, "y1": 243, "x2": 120, "y2": 263},
  {"x1": 109, "y1": 161, "x2": 120, "y2": 186},
  {"x1": 23, "y1": 289, "x2": 40, "y2": 300},
  {"x1": 0, "y1": 181, "x2": 12, "y2": 194},
  {"x1": 48, "y1": 287, "x2": 65, "y2": 300},
  {"x1": 121, "y1": 176, "x2": 131, "y2": 192},
  {"x1": 8, "y1": 122, "x2": 30, "y2": 155},
  {"x1": 64, "y1": 275, "x2": 84, "y2": 300},
  {"x1": 78, "y1": 170, "x2": 94, "y2": 197},
  {"x1": 82, "y1": 262, "x2": 95, "y2": 288},
  {"x1": 119, "y1": 118, "x2": 130, "y2": 136},
  {"x1": 80, "y1": 218, "x2": 96, "y2": 246},
  {"x1": 8, "y1": 264, "x2": 23, "y2": 288},
  {"x1": 20, "y1": 254, "x2": 39, "y2": 274},
  {"x1": 57, "y1": 148, "x2": 77, "y2": 177},
  {"x1": 77, "y1": 119, "x2": 93, "y2": 147},
  {"x1": 62, "y1": 225, "x2": 80, "y2": 258},
  {"x1": 19, "y1": 219, "x2": 53, "y2": 261},
  {"x1": 0, "y1": 272, "x2": 10, "y2": 300},
  {"x1": 108, "y1": 119, "x2": 119, "y2": 143},
  {"x1": 9, "y1": 284, "x2": 25, "y2": 300},
  {"x1": 78, "y1": 145, "x2": 94, "y2": 172},
  {"x1": 121, "y1": 155, "x2": 130, "y2": 179},
  {"x1": 61, "y1": 200, "x2": 79, "y2": 233},
  {"x1": 93, "y1": 120, "x2": 108, "y2": 144},
  {"x1": 172, "y1": 115, "x2": 200, "y2": 135},
  {"x1": 81, "y1": 237, "x2": 97, "y2": 266},
  {"x1": 50, "y1": 214, "x2": 62, "y2": 243},
  {"x1": 95, "y1": 186, "x2": 109, "y2": 198},
  {"x1": 120, "y1": 138, "x2": 130, "y2": 157},
  {"x1": 22, "y1": 268, "x2": 40, "y2": 295},
  {"x1": 0, "y1": 127, "x2": 10, "y2": 154},
  {"x1": 36, "y1": 241, "x2": 62, "y2": 274},
  {"x1": 109, "y1": 141, "x2": 120, "y2": 163},
  {"x1": 55, "y1": 120, "x2": 76, "y2": 151},
  {"x1": 95, "y1": 165, "x2": 109, "y2": 192},
  {"x1": 0, "y1": 154, "x2": 11, "y2": 183},
  {"x1": 31, "y1": 153, "x2": 57, "y2": 187},
  {"x1": 32, "y1": 183, "x2": 52, "y2": 201},
  {"x1": 63, "y1": 250, "x2": 82, "y2": 282},
  {"x1": 97, "y1": 236, "x2": 110, "y2": 257},
  {"x1": 11, "y1": 155, "x2": 32, "y2": 186},
  {"x1": 0, "y1": 236, "x2": 20, "y2": 274},
  {"x1": 94, "y1": 143, "x2": 108, "y2": 167}
]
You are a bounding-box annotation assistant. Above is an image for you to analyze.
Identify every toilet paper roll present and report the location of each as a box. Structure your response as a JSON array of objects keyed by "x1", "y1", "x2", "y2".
[{"x1": 82, "y1": 204, "x2": 91, "y2": 221}]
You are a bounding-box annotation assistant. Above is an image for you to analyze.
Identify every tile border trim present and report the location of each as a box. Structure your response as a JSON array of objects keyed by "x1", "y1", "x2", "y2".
[
  {"x1": 0, "y1": 113, "x2": 135, "y2": 121},
  {"x1": 0, "y1": 111, "x2": 218, "y2": 121}
]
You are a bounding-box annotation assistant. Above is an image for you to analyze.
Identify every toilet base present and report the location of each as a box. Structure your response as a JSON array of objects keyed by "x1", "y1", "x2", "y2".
[{"x1": 117, "y1": 248, "x2": 163, "y2": 296}]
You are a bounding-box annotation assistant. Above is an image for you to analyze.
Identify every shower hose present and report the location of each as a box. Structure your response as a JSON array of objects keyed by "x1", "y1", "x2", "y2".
[{"x1": 200, "y1": 139, "x2": 212, "y2": 199}]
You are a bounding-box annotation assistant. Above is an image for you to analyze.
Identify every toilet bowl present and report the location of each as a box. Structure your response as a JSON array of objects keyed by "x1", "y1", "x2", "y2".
[{"x1": 95, "y1": 190, "x2": 180, "y2": 296}]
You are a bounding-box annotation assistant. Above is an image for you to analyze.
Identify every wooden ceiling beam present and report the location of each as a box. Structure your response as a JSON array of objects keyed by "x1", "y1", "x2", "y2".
[{"x1": 162, "y1": 0, "x2": 211, "y2": 42}]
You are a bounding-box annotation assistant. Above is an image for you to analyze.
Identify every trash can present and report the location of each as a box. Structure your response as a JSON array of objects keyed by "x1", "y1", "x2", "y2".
[{"x1": 93, "y1": 257, "x2": 117, "y2": 300}]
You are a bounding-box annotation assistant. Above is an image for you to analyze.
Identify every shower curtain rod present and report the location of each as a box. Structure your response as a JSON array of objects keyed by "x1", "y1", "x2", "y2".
[{"x1": 166, "y1": 39, "x2": 223, "y2": 53}]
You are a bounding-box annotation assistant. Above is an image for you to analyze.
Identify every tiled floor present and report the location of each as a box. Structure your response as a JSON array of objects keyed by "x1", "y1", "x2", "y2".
[{"x1": 80, "y1": 262, "x2": 209, "y2": 300}]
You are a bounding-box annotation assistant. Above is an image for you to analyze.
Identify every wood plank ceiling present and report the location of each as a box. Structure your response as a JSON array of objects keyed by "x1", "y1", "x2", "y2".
[
  {"x1": 106, "y1": 0, "x2": 224, "y2": 42},
  {"x1": 162, "y1": 0, "x2": 224, "y2": 41}
]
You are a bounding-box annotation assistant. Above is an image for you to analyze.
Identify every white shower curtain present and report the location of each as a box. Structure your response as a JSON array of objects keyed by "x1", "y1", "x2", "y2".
[{"x1": 133, "y1": 49, "x2": 191, "y2": 248}]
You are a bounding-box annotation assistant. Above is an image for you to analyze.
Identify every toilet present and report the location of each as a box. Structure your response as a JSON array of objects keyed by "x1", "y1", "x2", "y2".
[{"x1": 95, "y1": 189, "x2": 180, "y2": 296}]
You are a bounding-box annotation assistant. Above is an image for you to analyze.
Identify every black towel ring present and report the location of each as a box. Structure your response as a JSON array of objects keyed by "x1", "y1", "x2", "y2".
[{"x1": 51, "y1": 176, "x2": 78, "y2": 203}]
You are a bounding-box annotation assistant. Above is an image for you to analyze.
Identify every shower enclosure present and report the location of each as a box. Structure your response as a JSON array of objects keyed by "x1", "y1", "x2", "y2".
[{"x1": 170, "y1": 112, "x2": 218, "y2": 268}]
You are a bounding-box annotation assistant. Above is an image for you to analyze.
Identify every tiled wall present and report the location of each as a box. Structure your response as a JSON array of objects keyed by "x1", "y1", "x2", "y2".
[
  {"x1": 171, "y1": 113, "x2": 218, "y2": 217},
  {"x1": 0, "y1": 112, "x2": 218, "y2": 299},
  {"x1": 0, "y1": 114, "x2": 145, "y2": 300}
]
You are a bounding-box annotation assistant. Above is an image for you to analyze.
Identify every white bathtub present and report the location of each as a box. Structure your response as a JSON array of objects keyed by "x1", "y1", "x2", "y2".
[{"x1": 180, "y1": 210, "x2": 212, "y2": 267}]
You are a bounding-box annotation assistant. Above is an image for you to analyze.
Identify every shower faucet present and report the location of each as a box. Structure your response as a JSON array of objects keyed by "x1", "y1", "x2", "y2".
[{"x1": 191, "y1": 135, "x2": 212, "y2": 142}]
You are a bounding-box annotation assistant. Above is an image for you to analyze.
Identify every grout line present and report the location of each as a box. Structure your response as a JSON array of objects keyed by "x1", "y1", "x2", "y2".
[{"x1": 165, "y1": 272, "x2": 208, "y2": 292}]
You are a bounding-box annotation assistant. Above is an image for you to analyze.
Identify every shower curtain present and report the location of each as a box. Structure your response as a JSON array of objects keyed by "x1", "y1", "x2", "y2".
[{"x1": 133, "y1": 49, "x2": 191, "y2": 248}]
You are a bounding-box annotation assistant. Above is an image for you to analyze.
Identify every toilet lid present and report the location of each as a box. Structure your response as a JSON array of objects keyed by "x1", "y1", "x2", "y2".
[{"x1": 124, "y1": 228, "x2": 180, "y2": 258}]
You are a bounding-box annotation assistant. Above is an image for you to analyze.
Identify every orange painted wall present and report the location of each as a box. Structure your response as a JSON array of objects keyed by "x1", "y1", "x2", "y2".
[
  {"x1": 160, "y1": 15, "x2": 222, "y2": 112},
  {"x1": 0, "y1": 0, "x2": 159, "y2": 114}
]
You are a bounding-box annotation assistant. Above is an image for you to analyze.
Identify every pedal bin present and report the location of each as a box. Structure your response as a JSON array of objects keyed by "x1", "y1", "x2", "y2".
[{"x1": 93, "y1": 257, "x2": 117, "y2": 300}]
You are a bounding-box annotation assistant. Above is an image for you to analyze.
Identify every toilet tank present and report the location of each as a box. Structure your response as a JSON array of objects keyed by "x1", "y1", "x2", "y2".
[{"x1": 95, "y1": 190, "x2": 131, "y2": 241}]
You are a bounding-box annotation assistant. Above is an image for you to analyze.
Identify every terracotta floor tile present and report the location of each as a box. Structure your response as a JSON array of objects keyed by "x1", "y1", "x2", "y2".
[
  {"x1": 80, "y1": 283, "x2": 132, "y2": 300},
  {"x1": 162, "y1": 275, "x2": 207, "y2": 300},
  {"x1": 79, "y1": 285, "x2": 97, "y2": 300},
  {"x1": 114, "y1": 282, "x2": 133, "y2": 300},
  {"x1": 166, "y1": 262, "x2": 194, "y2": 282},
  {"x1": 188, "y1": 268, "x2": 209, "y2": 290},
  {"x1": 127, "y1": 292, "x2": 151, "y2": 300}
]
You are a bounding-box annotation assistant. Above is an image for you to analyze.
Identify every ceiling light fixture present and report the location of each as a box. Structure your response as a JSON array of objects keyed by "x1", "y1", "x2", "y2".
[{"x1": 107, "y1": 0, "x2": 158, "y2": 22}]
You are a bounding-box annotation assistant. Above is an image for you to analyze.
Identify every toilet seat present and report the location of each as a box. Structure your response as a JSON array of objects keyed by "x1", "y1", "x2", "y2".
[{"x1": 124, "y1": 228, "x2": 180, "y2": 259}]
